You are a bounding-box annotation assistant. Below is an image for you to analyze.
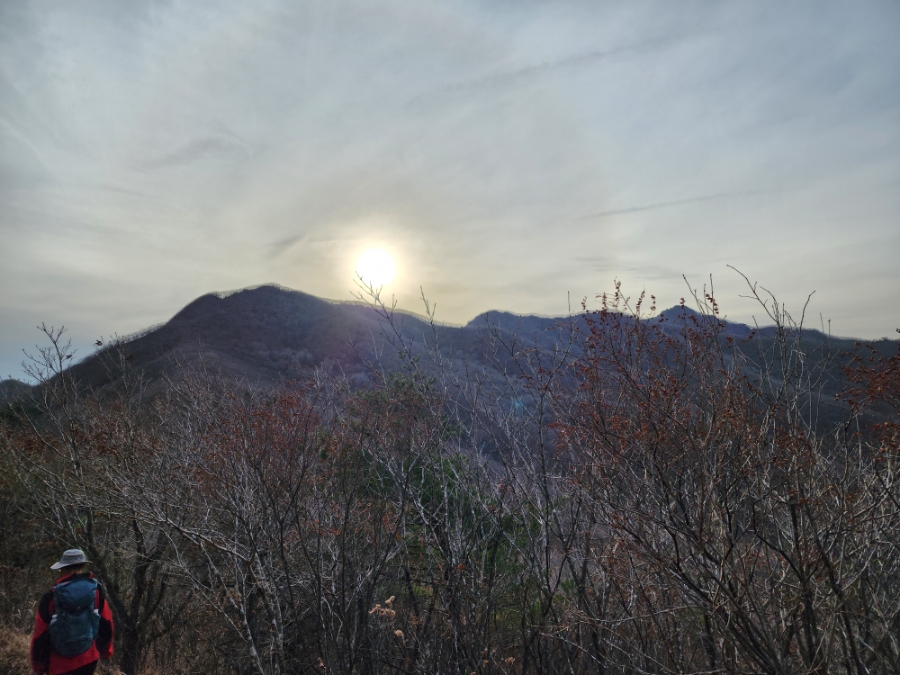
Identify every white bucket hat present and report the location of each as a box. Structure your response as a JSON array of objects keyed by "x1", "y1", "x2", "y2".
[{"x1": 50, "y1": 549, "x2": 90, "y2": 570}]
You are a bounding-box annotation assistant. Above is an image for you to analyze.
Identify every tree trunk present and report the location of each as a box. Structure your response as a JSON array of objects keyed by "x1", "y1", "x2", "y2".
[{"x1": 116, "y1": 620, "x2": 143, "y2": 675}]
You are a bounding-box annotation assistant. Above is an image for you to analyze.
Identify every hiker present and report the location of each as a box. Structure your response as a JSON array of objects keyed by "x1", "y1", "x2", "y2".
[{"x1": 30, "y1": 549, "x2": 114, "y2": 675}]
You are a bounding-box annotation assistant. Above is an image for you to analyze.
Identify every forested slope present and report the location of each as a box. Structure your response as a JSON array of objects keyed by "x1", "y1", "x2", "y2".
[{"x1": 1, "y1": 285, "x2": 898, "y2": 674}]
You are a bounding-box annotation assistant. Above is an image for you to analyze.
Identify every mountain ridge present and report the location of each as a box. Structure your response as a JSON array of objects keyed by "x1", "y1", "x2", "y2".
[{"x1": 1, "y1": 284, "x2": 896, "y2": 411}]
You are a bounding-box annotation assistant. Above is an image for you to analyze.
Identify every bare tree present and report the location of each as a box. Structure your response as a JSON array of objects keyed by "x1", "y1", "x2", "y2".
[
  {"x1": 0, "y1": 327, "x2": 179, "y2": 675},
  {"x1": 551, "y1": 282, "x2": 900, "y2": 674}
]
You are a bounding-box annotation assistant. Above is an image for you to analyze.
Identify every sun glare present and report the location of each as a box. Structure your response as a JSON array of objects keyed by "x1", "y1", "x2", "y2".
[{"x1": 356, "y1": 248, "x2": 396, "y2": 287}]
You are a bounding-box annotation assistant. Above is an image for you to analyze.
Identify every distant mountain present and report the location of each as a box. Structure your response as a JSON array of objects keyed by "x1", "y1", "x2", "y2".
[
  {"x1": 64, "y1": 285, "x2": 413, "y2": 392},
  {"x1": 41, "y1": 285, "x2": 582, "y2": 395},
  {"x1": 0, "y1": 379, "x2": 32, "y2": 407},
  {"x1": 1, "y1": 284, "x2": 896, "y2": 430}
]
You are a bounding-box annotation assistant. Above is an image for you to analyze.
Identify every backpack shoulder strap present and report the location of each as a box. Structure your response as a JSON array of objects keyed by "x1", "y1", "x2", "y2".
[
  {"x1": 49, "y1": 584, "x2": 61, "y2": 623},
  {"x1": 38, "y1": 588, "x2": 54, "y2": 623},
  {"x1": 94, "y1": 581, "x2": 106, "y2": 611}
]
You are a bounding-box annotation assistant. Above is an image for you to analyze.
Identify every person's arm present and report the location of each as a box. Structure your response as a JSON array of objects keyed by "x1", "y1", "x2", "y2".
[
  {"x1": 96, "y1": 585, "x2": 114, "y2": 659},
  {"x1": 30, "y1": 591, "x2": 52, "y2": 675}
]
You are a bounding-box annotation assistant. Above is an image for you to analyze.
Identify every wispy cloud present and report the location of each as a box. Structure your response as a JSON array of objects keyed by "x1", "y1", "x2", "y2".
[
  {"x1": 578, "y1": 189, "x2": 783, "y2": 220},
  {"x1": 410, "y1": 34, "x2": 684, "y2": 105},
  {"x1": 268, "y1": 233, "x2": 306, "y2": 256},
  {"x1": 1, "y1": 0, "x2": 899, "y2": 380},
  {"x1": 137, "y1": 137, "x2": 249, "y2": 170}
]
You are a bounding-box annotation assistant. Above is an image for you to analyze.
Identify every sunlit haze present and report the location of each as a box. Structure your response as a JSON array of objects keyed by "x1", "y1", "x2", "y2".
[
  {"x1": 1, "y1": 1, "x2": 898, "y2": 379},
  {"x1": 356, "y1": 249, "x2": 397, "y2": 289}
]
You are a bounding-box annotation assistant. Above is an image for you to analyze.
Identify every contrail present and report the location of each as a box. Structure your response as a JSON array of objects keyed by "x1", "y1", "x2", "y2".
[
  {"x1": 579, "y1": 189, "x2": 781, "y2": 220},
  {"x1": 409, "y1": 34, "x2": 683, "y2": 105}
]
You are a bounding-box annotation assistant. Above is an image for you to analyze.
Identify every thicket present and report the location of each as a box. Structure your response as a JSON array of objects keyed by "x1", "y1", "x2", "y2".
[{"x1": 1, "y1": 282, "x2": 898, "y2": 675}]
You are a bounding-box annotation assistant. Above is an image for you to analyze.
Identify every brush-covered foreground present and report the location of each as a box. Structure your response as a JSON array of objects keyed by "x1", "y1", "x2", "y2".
[{"x1": 1, "y1": 285, "x2": 898, "y2": 675}]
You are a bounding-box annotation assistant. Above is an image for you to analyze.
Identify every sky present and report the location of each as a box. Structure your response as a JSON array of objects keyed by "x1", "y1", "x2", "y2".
[{"x1": 2, "y1": 0, "x2": 899, "y2": 379}]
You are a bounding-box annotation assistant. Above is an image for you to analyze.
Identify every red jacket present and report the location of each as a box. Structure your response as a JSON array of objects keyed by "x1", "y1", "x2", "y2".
[{"x1": 30, "y1": 572, "x2": 114, "y2": 675}]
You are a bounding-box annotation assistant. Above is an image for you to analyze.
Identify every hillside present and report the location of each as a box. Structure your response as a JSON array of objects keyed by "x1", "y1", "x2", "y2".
[
  {"x1": 1, "y1": 284, "x2": 896, "y2": 429},
  {"x1": 4, "y1": 293, "x2": 897, "y2": 675},
  {"x1": 0, "y1": 379, "x2": 32, "y2": 407},
  {"x1": 43, "y1": 285, "x2": 576, "y2": 396}
]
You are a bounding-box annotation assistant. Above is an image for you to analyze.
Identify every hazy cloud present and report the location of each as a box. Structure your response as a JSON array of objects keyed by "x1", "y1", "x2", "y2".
[
  {"x1": 579, "y1": 189, "x2": 783, "y2": 220},
  {"x1": 410, "y1": 33, "x2": 685, "y2": 105},
  {"x1": 1, "y1": 0, "x2": 899, "y2": 378},
  {"x1": 138, "y1": 137, "x2": 250, "y2": 170}
]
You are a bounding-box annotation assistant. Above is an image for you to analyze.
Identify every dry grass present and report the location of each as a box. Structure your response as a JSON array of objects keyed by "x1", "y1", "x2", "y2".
[{"x1": 0, "y1": 623, "x2": 32, "y2": 675}]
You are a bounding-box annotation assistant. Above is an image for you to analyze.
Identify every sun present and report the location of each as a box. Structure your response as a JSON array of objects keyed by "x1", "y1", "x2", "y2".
[{"x1": 356, "y1": 248, "x2": 396, "y2": 287}]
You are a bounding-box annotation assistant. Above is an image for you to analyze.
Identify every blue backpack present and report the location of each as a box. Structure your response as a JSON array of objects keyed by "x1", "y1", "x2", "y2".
[{"x1": 49, "y1": 578, "x2": 101, "y2": 657}]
